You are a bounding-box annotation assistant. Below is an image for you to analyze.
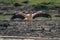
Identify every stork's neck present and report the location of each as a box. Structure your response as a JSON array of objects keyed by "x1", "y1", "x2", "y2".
[{"x1": 29, "y1": 12, "x2": 32, "y2": 17}]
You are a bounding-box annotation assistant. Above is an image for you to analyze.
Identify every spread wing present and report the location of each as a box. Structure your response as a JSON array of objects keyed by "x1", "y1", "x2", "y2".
[
  {"x1": 11, "y1": 12, "x2": 26, "y2": 20},
  {"x1": 17, "y1": 12, "x2": 26, "y2": 17},
  {"x1": 32, "y1": 11, "x2": 51, "y2": 19}
]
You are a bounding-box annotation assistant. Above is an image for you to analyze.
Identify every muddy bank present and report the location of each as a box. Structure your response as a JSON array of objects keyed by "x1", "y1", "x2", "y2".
[
  {"x1": 0, "y1": 4, "x2": 60, "y2": 15},
  {"x1": 0, "y1": 20, "x2": 60, "y2": 38}
]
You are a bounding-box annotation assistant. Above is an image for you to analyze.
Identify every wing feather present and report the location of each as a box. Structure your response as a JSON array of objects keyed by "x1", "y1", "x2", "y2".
[
  {"x1": 32, "y1": 11, "x2": 51, "y2": 19},
  {"x1": 17, "y1": 12, "x2": 26, "y2": 17},
  {"x1": 11, "y1": 12, "x2": 26, "y2": 20}
]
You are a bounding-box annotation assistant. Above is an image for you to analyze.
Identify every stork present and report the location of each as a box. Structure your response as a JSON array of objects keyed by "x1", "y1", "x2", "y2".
[{"x1": 11, "y1": 11, "x2": 51, "y2": 20}]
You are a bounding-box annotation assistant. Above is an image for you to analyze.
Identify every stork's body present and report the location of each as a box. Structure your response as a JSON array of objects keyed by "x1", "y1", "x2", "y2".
[{"x1": 24, "y1": 12, "x2": 33, "y2": 20}]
